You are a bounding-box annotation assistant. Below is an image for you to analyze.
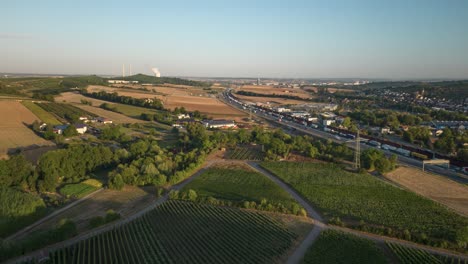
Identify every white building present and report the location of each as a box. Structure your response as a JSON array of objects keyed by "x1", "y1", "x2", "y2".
[{"x1": 203, "y1": 120, "x2": 237, "y2": 129}]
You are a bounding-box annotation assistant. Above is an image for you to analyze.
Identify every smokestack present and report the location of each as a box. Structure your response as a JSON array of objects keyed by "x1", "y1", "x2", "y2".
[{"x1": 122, "y1": 64, "x2": 125, "y2": 77}]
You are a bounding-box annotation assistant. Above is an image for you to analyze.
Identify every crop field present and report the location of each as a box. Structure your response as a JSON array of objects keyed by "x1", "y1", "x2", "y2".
[
  {"x1": 0, "y1": 101, "x2": 54, "y2": 157},
  {"x1": 225, "y1": 146, "x2": 265, "y2": 160},
  {"x1": 235, "y1": 94, "x2": 307, "y2": 106},
  {"x1": 239, "y1": 85, "x2": 312, "y2": 99},
  {"x1": 386, "y1": 243, "x2": 440, "y2": 263},
  {"x1": 59, "y1": 179, "x2": 103, "y2": 199},
  {"x1": 21, "y1": 101, "x2": 61, "y2": 125},
  {"x1": 302, "y1": 230, "x2": 387, "y2": 264},
  {"x1": 180, "y1": 166, "x2": 301, "y2": 213},
  {"x1": 261, "y1": 161, "x2": 468, "y2": 246},
  {"x1": 87, "y1": 85, "x2": 247, "y2": 121},
  {"x1": 42, "y1": 201, "x2": 298, "y2": 264},
  {"x1": 35, "y1": 102, "x2": 96, "y2": 122},
  {"x1": 386, "y1": 166, "x2": 468, "y2": 216}
]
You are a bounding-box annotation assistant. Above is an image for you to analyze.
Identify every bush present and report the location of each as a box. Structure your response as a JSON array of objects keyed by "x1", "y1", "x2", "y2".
[
  {"x1": 105, "y1": 209, "x2": 120, "y2": 223},
  {"x1": 89, "y1": 216, "x2": 105, "y2": 228}
]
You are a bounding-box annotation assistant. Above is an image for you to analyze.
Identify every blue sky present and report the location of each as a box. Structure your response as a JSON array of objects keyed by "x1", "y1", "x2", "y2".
[{"x1": 1, "y1": 0, "x2": 468, "y2": 79}]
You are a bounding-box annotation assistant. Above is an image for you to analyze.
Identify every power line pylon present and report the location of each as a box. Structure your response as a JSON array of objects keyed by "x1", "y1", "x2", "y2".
[{"x1": 354, "y1": 130, "x2": 361, "y2": 170}]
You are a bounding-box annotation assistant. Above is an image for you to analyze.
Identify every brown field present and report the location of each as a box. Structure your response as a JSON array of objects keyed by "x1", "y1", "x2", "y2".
[
  {"x1": 239, "y1": 85, "x2": 312, "y2": 99},
  {"x1": 235, "y1": 94, "x2": 307, "y2": 106},
  {"x1": 386, "y1": 166, "x2": 468, "y2": 216},
  {"x1": 56, "y1": 92, "x2": 145, "y2": 123},
  {"x1": 86, "y1": 85, "x2": 248, "y2": 121},
  {"x1": 14, "y1": 185, "x2": 157, "y2": 240},
  {"x1": 0, "y1": 101, "x2": 54, "y2": 158}
]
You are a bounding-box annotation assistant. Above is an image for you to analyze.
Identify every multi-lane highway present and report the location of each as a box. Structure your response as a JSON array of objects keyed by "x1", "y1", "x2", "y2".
[{"x1": 220, "y1": 91, "x2": 468, "y2": 184}]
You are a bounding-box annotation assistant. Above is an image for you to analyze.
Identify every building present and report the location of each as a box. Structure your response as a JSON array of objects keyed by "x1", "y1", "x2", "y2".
[
  {"x1": 107, "y1": 80, "x2": 139, "y2": 84},
  {"x1": 322, "y1": 119, "x2": 334, "y2": 126},
  {"x1": 177, "y1": 114, "x2": 191, "y2": 119},
  {"x1": 53, "y1": 124, "x2": 87, "y2": 135},
  {"x1": 96, "y1": 117, "x2": 113, "y2": 124},
  {"x1": 203, "y1": 119, "x2": 237, "y2": 129}
]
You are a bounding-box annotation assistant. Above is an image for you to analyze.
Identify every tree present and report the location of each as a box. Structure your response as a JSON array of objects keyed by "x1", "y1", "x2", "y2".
[
  {"x1": 108, "y1": 174, "x2": 124, "y2": 190},
  {"x1": 187, "y1": 189, "x2": 198, "y2": 201},
  {"x1": 63, "y1": 125, "x2": 78, "y2": 137}
]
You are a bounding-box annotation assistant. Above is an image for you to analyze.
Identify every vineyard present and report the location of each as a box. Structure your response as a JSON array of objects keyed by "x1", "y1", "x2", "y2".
[
  {"x1": 302, "y1": 229, "x2": 387, "y2": 264},
  {"x1": 28, "y1": 201, "x2": 297, "y2": 264},
  {"x1": 386, "y1": 243, "x2": 467, "y2": 264},
  {"x1": 35, "y1": 103, "x2": 96, "y2": 122},
  {"x1": 180, "y1": 167, "x2": 303, "y2": 214},
  {"x1": 21, "y1": 101, "x2": 62, "y2": 125},
  {"x1": 226, "y1": 146, "x2": 265, "y2": 160},
  {"x1": 261, "y1": 161, "x2": 468, "y2": 249}
]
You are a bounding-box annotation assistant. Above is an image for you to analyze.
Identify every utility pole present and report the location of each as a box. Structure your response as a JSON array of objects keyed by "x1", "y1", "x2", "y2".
[{"x1": 354, "y1": 130, "x2": 361, "y2": 170}]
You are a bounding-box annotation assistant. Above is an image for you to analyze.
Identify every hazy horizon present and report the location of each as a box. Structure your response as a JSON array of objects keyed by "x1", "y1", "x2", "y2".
[{"x1": 2, "y1": 0, "x2": 468, "y2": 79}]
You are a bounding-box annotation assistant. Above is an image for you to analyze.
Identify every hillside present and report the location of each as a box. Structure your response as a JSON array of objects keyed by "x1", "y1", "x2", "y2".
[{"x1": 111, "y1": 74, "x2": 210, "y2": 87}]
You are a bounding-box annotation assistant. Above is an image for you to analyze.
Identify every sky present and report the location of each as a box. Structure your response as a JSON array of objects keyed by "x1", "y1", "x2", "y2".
[{"x1": 1, "y1": 0, "x2": 468, "y2": 79}]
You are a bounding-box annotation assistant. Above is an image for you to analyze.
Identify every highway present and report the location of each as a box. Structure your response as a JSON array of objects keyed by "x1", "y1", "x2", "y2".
[{"x1": 220, "y1": 91, "x2": 468, "y2": 184}]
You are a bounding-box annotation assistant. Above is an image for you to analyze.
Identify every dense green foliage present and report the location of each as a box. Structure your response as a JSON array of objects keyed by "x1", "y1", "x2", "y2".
[
  {"x1": 59, "y1": 179, "x2": 103, "y2": 198},
  {"x1": 28, "y1": 201, "x2": 296, "y2": 264},
  {"x1": 83, "y1": 91, "x2": 164, "y2": 110},
  {"x1": 361, "y1": 148, "x2": 397, "y2": 173},
  {"x1": 386, "y1": 243, "x2": 444, "y2": 264},
  {"x1": 1, "y1": 218, "x2": 77, "y2": 261},
  {"x1": 0, "y1": 187, "x2": 46, "y2": 238},
  {"x1": 0, "y1": 75, "x2": 106, "y2": 98},
  {"x1": 178, "y1": 167, "x2": 304, "y2": 215},
  {"x1": 302, "y1": 230, "x2": 387, "y2": 264},
  {"x1": 37, "y1": 145, "x2": 121, "y2": 192},
  {"x1": 261, "y1": 161, "x2": 468, "y2": 251}
]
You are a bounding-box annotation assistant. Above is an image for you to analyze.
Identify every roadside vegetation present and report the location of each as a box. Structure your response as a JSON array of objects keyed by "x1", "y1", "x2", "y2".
[
  {"x1": 261, "y1": 161, "x2": 468, "y2": 252},
  {"x1": 302, "y1": 230, "x2": 387, "y2": 264}
]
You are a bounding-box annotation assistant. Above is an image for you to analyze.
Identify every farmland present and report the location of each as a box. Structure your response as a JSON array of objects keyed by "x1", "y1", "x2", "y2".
[
  {"x1": 55, "y1": 92, "x2": 147, "y2": 123},
  {"x1": 180, "y1": 166, "x2": 303, "y2": 214},
  {"x1": 59, "y1": 179, "x2": 103, "y2": 199},
  {"x1": 386, "y1": 166, "x2": 468, "y2": 216},
  {"x1": 37, "y1": 201, "x2": 299, "y2": 263},
  {"x1": 21, "y1": 101, "x2": 61, "y2": 125},
  {"x1": 302, "y1": 230, "x2": 387, "y2": 264},
  {"x1": 35, "y1": 102, "x2": 96, "y2": 122},
  {"x1": 261, "y1": 161, "x2": 468, "y2": 249},
  {"x1": 386, "y1": 243, "x2": 440, "y2": 263},
  {"x1": 86, "y1": 85, "x2": 247, "y2": 121},
  {"x1": 0, "y1": 101, "x2": 54, "y2": 157},
  {"x1": 225, "y1": 146, "x2": 265, "y2": 160}
]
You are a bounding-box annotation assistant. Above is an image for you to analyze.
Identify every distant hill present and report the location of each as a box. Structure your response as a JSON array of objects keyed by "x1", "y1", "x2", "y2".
[{"x1": 111, "y1": 74, "x2": 210, "y2": 87}]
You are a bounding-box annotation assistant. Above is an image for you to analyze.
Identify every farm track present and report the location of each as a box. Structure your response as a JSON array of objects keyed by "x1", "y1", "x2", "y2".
[{"x1": 6, "y1": 159, "x2": 468, "y2": 263}]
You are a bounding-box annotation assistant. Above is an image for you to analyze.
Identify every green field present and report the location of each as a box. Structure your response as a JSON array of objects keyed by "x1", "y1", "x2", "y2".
[
  {"x1": 59, "y1": 179, "x2": 103, "y2": 198},
  {"x1": 109, "y1": 103, "x2": 162, "y2": 118},
  {"x1": 36, "y1": 102, "x2": 96, "y2": 122},
  {"x1": 21, "y1": 101, "x2": 61, "y2": 125},
  {"x1": 39, "y1": 201, "x2": 298, "y2": 263},
  {"x1": 302, "y1": 230, "x2": 387, "y2": 264},
  {"x1": 180, "y1": 167, "x2": 303, "y2": 214},
  {"x1": 261, "y1": 161, "x2": 468, "y2": 248}
]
